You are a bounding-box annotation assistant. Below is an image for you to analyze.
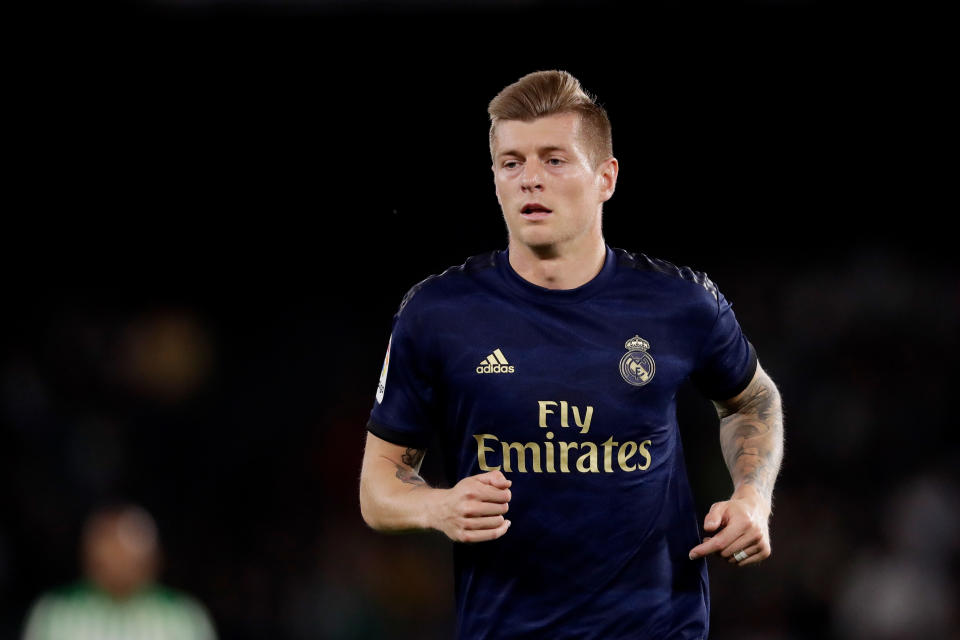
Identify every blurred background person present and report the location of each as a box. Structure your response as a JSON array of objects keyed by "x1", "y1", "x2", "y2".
[{"x1": 21, "y1": 504, "x2": 216, "y2": 640}]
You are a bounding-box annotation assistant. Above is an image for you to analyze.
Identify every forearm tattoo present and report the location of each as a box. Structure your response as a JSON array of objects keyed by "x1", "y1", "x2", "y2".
[
  {"x1": 716, "y1": 372, "x2": 784, "y2": 504},
  {"x1": 401, "y1": 447, "x2": 426, "y2": 469},
  {"x1": 392, "y1": 448, "x2": 427, "y2": 486}
]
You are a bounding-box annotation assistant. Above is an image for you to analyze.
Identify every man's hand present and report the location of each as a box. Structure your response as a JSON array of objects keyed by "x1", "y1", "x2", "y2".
[
  {"x1": 360, "y1": 434, "x2": 513, "y2": 539},
  {"x1": 688, "y1": 485, "x2": 771, "y2": 566},
  {"x1": 427, "y1": 470, "x2": 512, "y2": 543},
  {"x1": 690, "y1": 363, "x2": 782, "y2": 568}
]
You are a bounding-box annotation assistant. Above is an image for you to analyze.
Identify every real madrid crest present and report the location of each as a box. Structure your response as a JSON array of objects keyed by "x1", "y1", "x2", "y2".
[{"x1": 620, "y1": 336, "x2": 656, "y2": 387}]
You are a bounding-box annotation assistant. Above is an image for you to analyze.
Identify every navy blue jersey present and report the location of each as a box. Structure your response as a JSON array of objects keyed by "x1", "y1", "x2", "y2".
[{"x1": 368, "y1": 245, "x2": 757, "y2": 640}]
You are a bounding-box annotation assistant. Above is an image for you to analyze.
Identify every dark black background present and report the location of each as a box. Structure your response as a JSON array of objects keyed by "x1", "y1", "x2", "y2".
[{"x1": 4, "y1": 4, "x2": 956, "y2": 639}]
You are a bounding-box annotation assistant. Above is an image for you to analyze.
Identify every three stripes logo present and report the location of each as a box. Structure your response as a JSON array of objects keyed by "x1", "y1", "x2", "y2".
[{"x1": 476, "y1": 348, "x2": 515, "y2": 374}]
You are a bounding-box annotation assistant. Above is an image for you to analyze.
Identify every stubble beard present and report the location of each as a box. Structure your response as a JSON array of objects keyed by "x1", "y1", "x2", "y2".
[
  {"x1": 509, "y1": 212, "x2": 602, "y2": 260},
  {"x1": 508, "y1": 220, "x2": 564, "y2": 259}
]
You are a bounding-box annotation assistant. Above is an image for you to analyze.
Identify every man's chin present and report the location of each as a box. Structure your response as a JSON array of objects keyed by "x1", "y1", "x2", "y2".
[{"x1": 512, "y1": 231, "x2": 562, "y2": 256}]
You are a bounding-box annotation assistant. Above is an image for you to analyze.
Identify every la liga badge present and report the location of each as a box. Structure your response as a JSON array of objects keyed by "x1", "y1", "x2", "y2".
[{"x1": 376, "y1": 334, "x2": 391, "y2": 404}]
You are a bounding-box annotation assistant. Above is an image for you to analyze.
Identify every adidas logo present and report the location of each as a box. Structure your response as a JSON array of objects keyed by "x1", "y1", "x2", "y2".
[{"x1": 476, "y1": 348, "x2": 515, "y2": 374}]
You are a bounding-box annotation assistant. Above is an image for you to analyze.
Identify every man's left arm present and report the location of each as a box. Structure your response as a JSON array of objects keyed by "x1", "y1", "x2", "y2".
[{"x1": 689, "y1": 363, "x2": 784, "y2": 566}]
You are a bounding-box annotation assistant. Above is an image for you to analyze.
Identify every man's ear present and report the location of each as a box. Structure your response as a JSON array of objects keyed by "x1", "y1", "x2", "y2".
[{"x1": 598, "y1": 157, "x2": 619, "y2": 203}]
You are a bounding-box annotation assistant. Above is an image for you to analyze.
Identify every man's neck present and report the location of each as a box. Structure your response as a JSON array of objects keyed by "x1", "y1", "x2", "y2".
[{"x1": 507, "y1": 235, "x2": 607, "y2": 290}]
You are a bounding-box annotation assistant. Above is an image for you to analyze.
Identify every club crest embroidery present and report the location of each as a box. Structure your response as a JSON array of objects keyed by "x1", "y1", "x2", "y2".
[{"x1": 619, "y1": 336, "x2": 656, "y2": 387}]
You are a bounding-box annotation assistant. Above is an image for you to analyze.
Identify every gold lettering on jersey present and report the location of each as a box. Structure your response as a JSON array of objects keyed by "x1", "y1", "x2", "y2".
[
  {"x1": 576, "y1": 442, "x2": 599, "y2": 473},
  {"x1": 474, "y1": 402, "x2": 655, "y2": 474},
  {"x1": 601, "y1": 437, "x2": 618, "y2": 472},
  {"x1": 636, "y1": 439, "x2": 652, "y2": 470},
  {"x1": 572, "y1": 405, "x2": 593, "y2": 434},
  {"x1": 545, "y1": 432, "x2": 555, "y2": 472},
  {"x1": 538, "y1": 400, "x2": 593, "y2": 434},
  {"x1": 474, "y1": 434, "x2": 501, "y2": 471},
  {"x1": 559, "y1": 441, "x2": 577, "y2": 473},
  {"x1": 618, "y1": 441, "x2": 638, "y2": 471},
  {"x1": 538, "y1": 401, "x2": 557, "y2": 428},
  {"x1": 502, "y1": 441, "x2": 542, "y2": 473}
]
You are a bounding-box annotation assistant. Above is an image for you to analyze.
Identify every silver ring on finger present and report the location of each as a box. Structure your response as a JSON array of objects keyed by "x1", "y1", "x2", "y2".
[{"x1": 733, "y1": 550, "x2": 749, "y2": 562}]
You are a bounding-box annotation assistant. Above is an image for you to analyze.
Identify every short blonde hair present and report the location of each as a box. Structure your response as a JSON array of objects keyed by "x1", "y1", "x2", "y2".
[{"x1": 488, "y1": 70, "x2": 613, "y2": 168}]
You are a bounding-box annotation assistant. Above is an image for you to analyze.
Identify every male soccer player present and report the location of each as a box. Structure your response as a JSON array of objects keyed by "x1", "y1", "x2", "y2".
[
  {"x1": 360, "y1": 70, "x2": 784, "y2": 639},
  {"x1": 22, "y1": 504, "x2": 217, "y2": 640}
]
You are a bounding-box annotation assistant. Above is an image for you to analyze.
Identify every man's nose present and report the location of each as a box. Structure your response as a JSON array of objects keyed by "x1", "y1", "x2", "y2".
[{"x1": 520, "y1": 166, "x2": 543, "y2": 191}]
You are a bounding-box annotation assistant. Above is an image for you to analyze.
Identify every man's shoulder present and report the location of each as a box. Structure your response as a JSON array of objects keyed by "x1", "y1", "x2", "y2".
[
  {"x1": 612, "y1": 247, "x2": 720, "y2": 302},
  {"x1": 40, "y1": 581, "x2": 98, "y2": 601},
  {"x1": 26, "y1": 581, "x2": 100, "y2": 621},
  {"x1": 395, "y1": 251, "x2": 500, "y2": 317},
  {"x1": 148, "y1": 584, "x2": 204, "y2": 606},
  {"x1": 146, "y1": 585, "x2": 216, "y2": 623}
]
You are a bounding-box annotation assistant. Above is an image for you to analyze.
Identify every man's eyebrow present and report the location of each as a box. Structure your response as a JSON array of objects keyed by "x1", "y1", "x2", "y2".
[{"x1": 496, "y1": 145, "x2": 570, "y2": 159}]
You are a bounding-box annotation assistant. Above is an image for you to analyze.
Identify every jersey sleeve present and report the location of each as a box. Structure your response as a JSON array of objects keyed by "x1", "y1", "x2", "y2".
[
  {"x1": 21, "y1": 596, "x2": 52, "y2": 640},
  {"x1": 690, "y1": 285, "x2": 758, "y2": 401},
  {"x1": 183, "y1": 596, "x2": 218, "y2": 640},
  {"x1": 366, "y1": 291, "x2": 439, "y2": 449}
]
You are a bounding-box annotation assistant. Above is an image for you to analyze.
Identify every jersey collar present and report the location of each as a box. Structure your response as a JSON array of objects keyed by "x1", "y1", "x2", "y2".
[{"x1": 497, "y1": 244, "x2": 617, "y2": 304}]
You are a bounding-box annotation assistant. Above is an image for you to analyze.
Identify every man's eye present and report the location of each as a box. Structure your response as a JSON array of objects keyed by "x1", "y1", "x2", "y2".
[
  {"x1": 548, "y1": 158, "x2": 564, "y2": 166},
  {"x1": 503, "y1": 161, "x2": 520, "y2": 169}
]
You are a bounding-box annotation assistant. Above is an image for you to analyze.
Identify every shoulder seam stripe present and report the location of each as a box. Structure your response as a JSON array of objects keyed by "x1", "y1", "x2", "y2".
[
  {"x1": 615, "y1": 248, "x2": 719, "y2": 300},
  {"x1": 396, "y1": 251, "x2": 500, "y2": 315}
]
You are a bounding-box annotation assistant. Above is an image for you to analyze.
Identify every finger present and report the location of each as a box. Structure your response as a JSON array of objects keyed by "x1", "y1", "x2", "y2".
[
  {"x1": 690, "y1": 525, "x2": 742, "y2": 559},
  {"x1": 733, "y1": 543, "x2": 770, "y2": 567},
  {"x1": 463, "y1": 515, "x2": 506, "y2": 530},
  {"x1": 460, "y1": 480, "x2": 511, "y2": 505},
  {"x1": 464, "y1": 500, "x2": 510, "y2": 517},
  {"x1": 738, "y1": 546, "x2": 770, "y2": 567},
  {"x1": 463, "y1": 519, "x2": 511, "y2": 543},
  {"x1": 727, "y1": 543, "x2": 760, "y2": 564},
  {"x1": 474, "y1": 470, "x2": 512, "y2": 489},
  {"x1": 703, "y1": 502, "x2": 728, "y2": 532},
  {"x1": 721, "y1": 531, "x2": 761, "y2": 559},
  {"x1": 475, "y1": 485, "x2": 512, "y2": 504}
]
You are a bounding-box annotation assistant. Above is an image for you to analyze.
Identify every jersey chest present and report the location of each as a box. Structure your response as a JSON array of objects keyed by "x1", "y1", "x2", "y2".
[{"x1": 429, "y1": 293, "x2": 698, "y2": 443}]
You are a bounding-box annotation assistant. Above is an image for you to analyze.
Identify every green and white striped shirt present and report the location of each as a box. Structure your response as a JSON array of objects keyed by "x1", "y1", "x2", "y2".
[{"x1": 22, "y1": 582, "x2": 217, "y2": 640}]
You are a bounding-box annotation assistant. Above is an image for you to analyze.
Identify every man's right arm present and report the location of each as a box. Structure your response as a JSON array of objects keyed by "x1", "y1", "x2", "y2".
[{"x1": 359, "y1": 432, "x2": 513, "y2": 542}]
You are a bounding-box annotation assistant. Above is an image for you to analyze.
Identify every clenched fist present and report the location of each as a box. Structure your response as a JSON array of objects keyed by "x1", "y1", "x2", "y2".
[{"x1": 428, "y1": 470, "x2": 513, "y2": 543}]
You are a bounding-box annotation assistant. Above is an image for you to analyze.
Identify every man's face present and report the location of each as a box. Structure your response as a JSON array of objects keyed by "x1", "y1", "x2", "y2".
[
  {"x1": 492, "y1": 113, "x2": 616, "y2": 254},
  {"x1": 83, "y1": 511, "x2": 158, "y2": 599}
]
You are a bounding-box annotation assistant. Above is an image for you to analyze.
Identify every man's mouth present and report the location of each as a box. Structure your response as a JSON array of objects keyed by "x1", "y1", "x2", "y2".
[{"x1": 521, "y1": 203, "x2": 553, "y2": 220}]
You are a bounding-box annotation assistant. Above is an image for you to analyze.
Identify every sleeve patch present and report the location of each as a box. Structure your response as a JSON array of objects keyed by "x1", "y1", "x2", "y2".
[{"x1": 375, "y1": 334, "x2": 391, "y2": 404}]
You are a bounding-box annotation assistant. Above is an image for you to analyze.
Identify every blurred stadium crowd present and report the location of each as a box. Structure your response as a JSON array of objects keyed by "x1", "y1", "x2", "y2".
[{"x1": 1, "y1": 239, "x2": 955, "y2": 640}]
